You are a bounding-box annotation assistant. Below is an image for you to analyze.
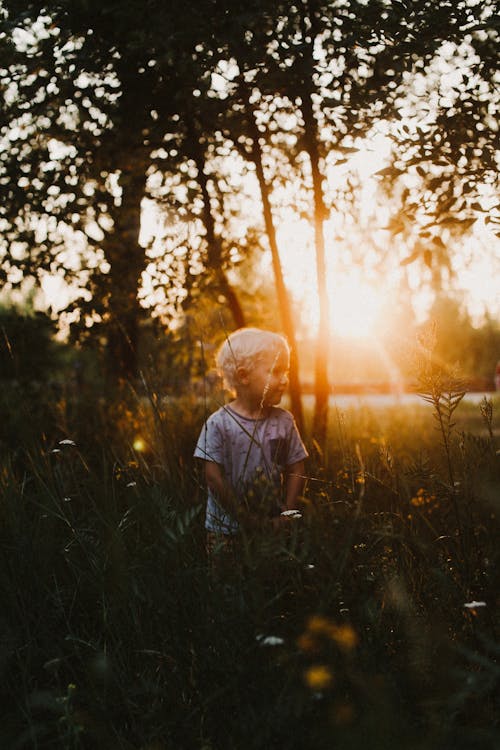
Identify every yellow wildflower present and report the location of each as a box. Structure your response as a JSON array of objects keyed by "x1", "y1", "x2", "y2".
[
  {"x1": 303, "y1": 616, "x2": 358, "y2": 651},
  {"x1": 328, "y1": 624, "x2": 358, "y2": 652},
  {"x1": 304, "y1": 665, "x2": 333, "y2": 690},
  {"x1": 410, "y1": 488, "x2": 436, "y2": 507},
  {"x1": 307, "y1": 615, "x2": 332, "y2": 635}
]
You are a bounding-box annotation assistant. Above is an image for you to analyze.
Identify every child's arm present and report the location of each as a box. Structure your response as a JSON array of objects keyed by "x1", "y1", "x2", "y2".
[
  {"x1": 284, "y1": 460, "x2": 305, "y2": 510},
  {"x1": 204, "y1": 461, "x2": 263, "y2": 530},
  {"x1": 204, "y1": 461, "x2": 240, "y2": 519}
]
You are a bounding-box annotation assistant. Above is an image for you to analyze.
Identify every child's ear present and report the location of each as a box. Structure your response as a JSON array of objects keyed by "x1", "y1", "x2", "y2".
[{"x1": 236, "y1": 365, "x2": 249, "y2": 384}]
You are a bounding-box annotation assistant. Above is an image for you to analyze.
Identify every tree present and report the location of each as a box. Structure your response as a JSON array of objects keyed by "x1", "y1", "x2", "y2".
[
  {"x1": 264, "y1": 0, "x2": 498, "y2": 440},
  {"x1": 372, "y1": 1, "x2": 499, "y2": 281},
  {"x1": 1, "y1": 0, "x2": 249, "y2": 378},
  {"x1": 0, "y1": 302, "x2": 60, "y2": 383},
  {"x1": 421, "y1": 294, "x2": 500, "y2": 386},
  {"x1": 2, "y1": 1, "x2": 158, "y2": 375},
  {"x1": 214, "y1": 68, "x2": 307, "y2": 430}
]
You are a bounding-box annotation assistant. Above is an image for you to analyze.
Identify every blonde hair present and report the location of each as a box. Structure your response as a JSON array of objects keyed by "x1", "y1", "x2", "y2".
[{"x1": 216, "y1": 328, "x2": 289, "y2": 390}]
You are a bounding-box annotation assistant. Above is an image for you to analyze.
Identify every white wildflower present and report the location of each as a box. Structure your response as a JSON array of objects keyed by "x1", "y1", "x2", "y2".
[
  {"x1": 63, "y1": 497, "x2": 71, "y2": 502},
  {"x1": 126, "y1": 482, "x2": 137, "y2": 488},
  {"x1": 464, "y1": 601, "x2": 486, "y2": 609},
  {"x1": 51, "y1": 449, "x2": 61, "y2": 454},
  {"x1": 281, "y1": 510, "x2": 302, "y2": 518},
  {"x1": 256, "y1": 635, "x2": 285, "y2": 646},
  {"x1": 59, "y1": 439, "x2": 76, "y2": 446}
]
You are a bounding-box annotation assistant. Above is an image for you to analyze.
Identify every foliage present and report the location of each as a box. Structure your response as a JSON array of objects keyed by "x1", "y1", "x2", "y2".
[
  {"x1": 421, "y1": 296, "x2": 500, "y2": 385},
  {"x1": 1, "y1": 0, "x2": 498, "y2": 378},
  {"x1": 0, "y1": 303, "x2": 62, "y2": 382},
  {"x1": 0, "y1": 373, "x2": 499, "y2": 749},
  {"x1": 1, "y1": 0, "x2": 249, "y2": 373},
  {"x1": 374, "y1": 0, "x2": 499, "y2": 279}
]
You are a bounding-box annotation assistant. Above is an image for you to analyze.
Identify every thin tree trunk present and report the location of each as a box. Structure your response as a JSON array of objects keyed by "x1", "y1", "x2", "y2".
[
  {"x1": 301, "y1": 90, "x2": 330, "y2": 445},
  {"x1": 216, "y1": 270, "x2": 246, "y2": 329},
  {"x1": 191, "y1": 145, "x2": 246, "y2": 329},
  {"x1": 248, "y1": 109, "x2": 305, "y2": 434},
  {"x1": 298, "y1": 0, "x2": 330, "y2": 446}
]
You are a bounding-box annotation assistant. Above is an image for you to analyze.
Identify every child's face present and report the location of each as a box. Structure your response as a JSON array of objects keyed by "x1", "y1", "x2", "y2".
[{"x1": 247, "y1": 348, "x2": 289, "y2": 407}]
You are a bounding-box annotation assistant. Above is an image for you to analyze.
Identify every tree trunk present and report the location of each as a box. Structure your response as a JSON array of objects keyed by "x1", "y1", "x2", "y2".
[
  {"x1": 294, "y1": 0, "x2": 331, "y2": 445},
  {"x1": 190, "y1": 132, "x2": 246, "y2": 329},
  {"x1": 301, "y1": 90, "x2": 330, "y2": 446},
  {"x1": 248, "y1": 110, "x2": 305, "y2": 434},
  {"x1": 105, "y1": 147, "x2": 148, "y2": 380}
]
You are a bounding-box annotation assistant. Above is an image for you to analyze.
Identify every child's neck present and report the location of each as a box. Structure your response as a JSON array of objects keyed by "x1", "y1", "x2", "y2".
[{"x1": 229, "y1": 396, "x2": 270, "y2": 420}]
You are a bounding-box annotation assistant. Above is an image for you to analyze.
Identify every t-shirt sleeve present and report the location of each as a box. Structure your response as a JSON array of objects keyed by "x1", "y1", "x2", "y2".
[
  {"x1": 286, "y1": 417, "x2": 308, "y2": 465},
  {"x1": 194, "y1": 414, "x2": 224, "y2": 464}
]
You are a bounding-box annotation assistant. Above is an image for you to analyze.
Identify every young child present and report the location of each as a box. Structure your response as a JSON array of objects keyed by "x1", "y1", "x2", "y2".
[{"x1": 194, "y1": 328, "x2": 308, "y2": 546}]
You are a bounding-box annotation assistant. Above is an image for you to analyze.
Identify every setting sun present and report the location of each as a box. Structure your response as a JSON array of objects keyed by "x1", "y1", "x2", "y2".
[
  {"x1": 277, "y1": 218, "x2": 389, "y2": 341},
  {"x1": 329, "y1": 274, "x2": 383, "y2": 339}
]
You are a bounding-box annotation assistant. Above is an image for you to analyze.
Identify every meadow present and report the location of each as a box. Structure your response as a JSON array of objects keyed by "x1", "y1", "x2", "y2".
[{"x1": 1, "y1": 371, "x2": 499, "y2": 750}]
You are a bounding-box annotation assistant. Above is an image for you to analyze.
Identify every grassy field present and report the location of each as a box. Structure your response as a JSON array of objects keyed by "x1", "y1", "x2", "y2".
[{"x1": 0, "y1": 379, "x2": 499, "y2": 749}]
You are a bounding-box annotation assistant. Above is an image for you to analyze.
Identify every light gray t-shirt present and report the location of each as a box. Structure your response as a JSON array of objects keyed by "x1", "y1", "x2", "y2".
[{"x1": 194, "y1": 405, "x2": 308, "y2": 534}]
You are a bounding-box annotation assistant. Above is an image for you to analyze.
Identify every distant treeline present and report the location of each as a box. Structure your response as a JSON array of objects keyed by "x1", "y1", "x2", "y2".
[{"x1": 1, "y1": 296, "x2": 499, "y2": 393}]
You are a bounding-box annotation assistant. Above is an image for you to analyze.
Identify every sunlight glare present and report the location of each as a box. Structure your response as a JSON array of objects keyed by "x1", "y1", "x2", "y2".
[
  {"x1": 278, "y1": 220, "x2": 387, "y2": 340},
  {"x1": 329, "y1": 273, "x2": 383, "y2": 339}
]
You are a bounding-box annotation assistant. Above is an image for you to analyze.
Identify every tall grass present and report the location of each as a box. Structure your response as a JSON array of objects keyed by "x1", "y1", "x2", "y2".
[{"x1": 0, "y1": 375, "x2": 498, "y2": 749}]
